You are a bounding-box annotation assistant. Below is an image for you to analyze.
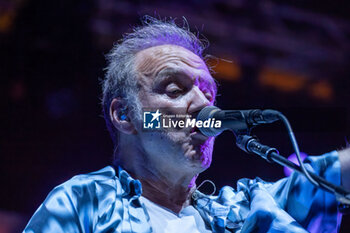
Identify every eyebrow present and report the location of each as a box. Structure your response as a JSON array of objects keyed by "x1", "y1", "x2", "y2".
[
  {"x1": 156, "y1": 67, "x2": 183, "y2": 78},
  {"x1": 153, "y1": 68, "x2": 190, "y2": 86}
]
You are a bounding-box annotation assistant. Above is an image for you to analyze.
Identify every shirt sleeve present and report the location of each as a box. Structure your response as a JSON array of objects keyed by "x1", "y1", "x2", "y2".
[
  {"x1": 266, "y1": 150, "x2": 342, "y2": 233},
  {"x1": 23, "y1": 179, "x2": 96, "y2": 233},
  {"x1": 23, "y1": 167, "x2": 123, "y2": 233},
  {"x1": 241, "y1": 181, "x2": 309, "y2": 233}
]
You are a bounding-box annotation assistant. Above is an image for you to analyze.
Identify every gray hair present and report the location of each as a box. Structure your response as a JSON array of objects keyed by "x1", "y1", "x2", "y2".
[{"x1": 101, "y1": 16, "x2": 208, "y2": 146}]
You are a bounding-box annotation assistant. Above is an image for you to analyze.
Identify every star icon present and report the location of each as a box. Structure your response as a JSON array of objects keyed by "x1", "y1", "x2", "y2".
[{"x1": 150, "y1": 109, "x2": 161, "y2": 122}]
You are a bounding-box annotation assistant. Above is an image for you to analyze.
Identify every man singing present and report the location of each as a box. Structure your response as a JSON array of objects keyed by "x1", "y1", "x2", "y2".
[{"x1": 24, "y1": 17, "x2": 350, "y2": 232}]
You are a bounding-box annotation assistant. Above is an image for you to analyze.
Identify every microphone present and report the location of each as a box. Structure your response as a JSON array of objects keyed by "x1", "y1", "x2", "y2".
[{"x1": 196, "y1": 106, "x2": 280, "y2": 137}]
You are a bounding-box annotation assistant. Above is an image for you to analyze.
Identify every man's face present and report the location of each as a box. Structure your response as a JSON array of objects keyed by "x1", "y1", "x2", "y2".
[{"x1": 134, "y1": 44, "x2": 216, "y2": 174}]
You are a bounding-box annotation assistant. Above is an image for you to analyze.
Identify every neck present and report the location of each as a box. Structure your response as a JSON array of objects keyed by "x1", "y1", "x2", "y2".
[
  {"x1": 117, "y1": 141, "x2": 199, "y2": 213},
  {"x1": 137, "y1": 174, "x2": 198, "y2": 213},
  {"x1": 123, "y1": 163, "x2": 198, "y2": 213}
]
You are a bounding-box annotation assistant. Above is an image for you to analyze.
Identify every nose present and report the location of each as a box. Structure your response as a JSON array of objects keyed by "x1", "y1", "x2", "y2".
[{"x1": 187, "y1": 85, "x2": 211, "y2": 114}]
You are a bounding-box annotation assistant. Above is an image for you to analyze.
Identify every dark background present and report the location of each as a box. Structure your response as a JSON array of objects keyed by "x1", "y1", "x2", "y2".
[{"x1": 1, "y1": 0, "x2": 349, "y2": 232}]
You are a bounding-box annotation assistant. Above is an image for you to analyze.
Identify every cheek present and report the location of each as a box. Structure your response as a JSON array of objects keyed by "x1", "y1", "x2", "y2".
[{"x1": 142, "y1": 131, "x2": 188, "y2": 152}]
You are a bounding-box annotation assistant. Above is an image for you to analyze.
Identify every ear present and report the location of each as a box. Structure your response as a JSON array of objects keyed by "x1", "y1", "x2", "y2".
[{"x1": 109, "y1": 98, "x2": 137, "y2": 135}]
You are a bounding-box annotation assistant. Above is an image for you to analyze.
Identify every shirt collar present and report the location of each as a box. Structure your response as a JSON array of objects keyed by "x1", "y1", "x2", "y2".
[{"x1": 117, "y1": 166, "x2": 143, "y2": 197}]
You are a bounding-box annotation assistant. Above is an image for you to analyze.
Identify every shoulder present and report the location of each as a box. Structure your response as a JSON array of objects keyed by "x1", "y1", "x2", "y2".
[
  {"x1": 58, "y1": 166, "x2": 117, "y2": 188},
  {"x1": 65, "y1": 166, "x2": 118, "y2": 188},
  {"x1": 46, "y1": 166, "x2": 121, "y2": 207},
  {"x1": 24, "y1": 166, "x2": 122, "y2": 232}
]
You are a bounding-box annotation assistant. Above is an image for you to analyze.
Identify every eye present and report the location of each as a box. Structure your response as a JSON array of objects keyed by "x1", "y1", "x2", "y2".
[{"x1": 165, "y1": 83, "x2": 184, "y2": 97}]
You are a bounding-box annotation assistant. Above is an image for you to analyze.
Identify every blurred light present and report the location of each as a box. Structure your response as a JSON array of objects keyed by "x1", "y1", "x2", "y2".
[
  {"x1": 9, "y1": 81, "x2": 26, "y2": 102},
  {"x1": 308, "y1": 80, "x2": 333, "y2": 101},
  {"x1": 259, "y1": 68, "x2": 306, "y2": 92},
  {"x1": 208, "y1": 58, "x2": 241, "y2": 81},
  {"x1": 284, "y1": 152, "x2": 308, "y2": 176},
  {"x1": 0, "y1": 210, "x2": 27, "y2": 233},
  {"x1": 0, "y1": 0, "x2": 26, "y2": 34},
  {"x1": 0, "y1": 10, "x2": 14, "y2": 33}
]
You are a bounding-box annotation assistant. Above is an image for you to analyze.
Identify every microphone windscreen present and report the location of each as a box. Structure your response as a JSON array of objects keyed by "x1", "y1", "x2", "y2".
[{"x1": 196, "y1": 106, "x2": 222, "y2": 137}]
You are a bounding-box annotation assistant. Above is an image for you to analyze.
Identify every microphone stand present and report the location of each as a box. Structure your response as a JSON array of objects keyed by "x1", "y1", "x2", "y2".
[{"x1": 236, "y1": 134, "x2": 350, "y2": 213}]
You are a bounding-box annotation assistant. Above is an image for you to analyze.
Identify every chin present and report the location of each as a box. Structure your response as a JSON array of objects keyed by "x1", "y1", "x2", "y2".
[{"x1": 190, "y1": 138, "x2": 214, "y2": 172}]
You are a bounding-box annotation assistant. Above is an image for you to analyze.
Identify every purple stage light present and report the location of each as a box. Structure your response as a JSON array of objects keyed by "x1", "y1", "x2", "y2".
[{"x1": 284, "y1": 152, "x2": 308, "y2": 176}]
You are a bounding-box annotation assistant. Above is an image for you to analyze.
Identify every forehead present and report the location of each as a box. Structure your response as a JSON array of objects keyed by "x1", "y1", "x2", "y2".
[{"x1": 134, "y1": 45, "x2": 217, "y2": 93}]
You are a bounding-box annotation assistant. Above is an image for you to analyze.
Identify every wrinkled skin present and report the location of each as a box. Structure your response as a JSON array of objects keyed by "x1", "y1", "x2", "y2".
[
  {"x1": 111, "y1": 44, "x2": 217, "y2": 213},
  {"x1": 135, "y1": 45, "x2": 216, "y2": 174}
]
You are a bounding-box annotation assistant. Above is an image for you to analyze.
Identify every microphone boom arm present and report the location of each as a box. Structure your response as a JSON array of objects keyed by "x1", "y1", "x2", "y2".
[{"x1": 236, "y1": 134, "x2": 350, "y2": 212}]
